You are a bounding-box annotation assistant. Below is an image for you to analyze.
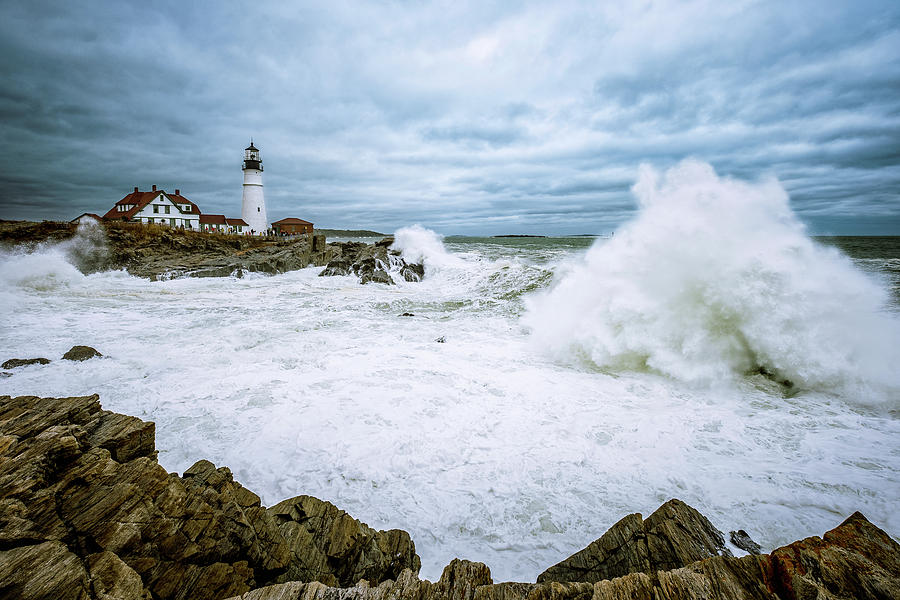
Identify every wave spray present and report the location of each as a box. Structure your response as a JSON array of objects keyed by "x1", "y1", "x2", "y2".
[{"x1": 525, "y1": 160, "x2": 899, "y2": 397}]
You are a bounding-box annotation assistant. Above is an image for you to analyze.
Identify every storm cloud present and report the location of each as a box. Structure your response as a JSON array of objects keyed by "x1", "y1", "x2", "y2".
[{"x1": 1, "y1": 0, "x2": 898, "y2": 234}]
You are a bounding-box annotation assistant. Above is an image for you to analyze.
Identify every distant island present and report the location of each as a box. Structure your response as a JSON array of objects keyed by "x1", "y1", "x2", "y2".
[
  {"x1": 316, "y1": 228, "x2": 385, "y2": 237},
  {"x1": 492, "y1": 234, "x2": 547, "y2": 238}
]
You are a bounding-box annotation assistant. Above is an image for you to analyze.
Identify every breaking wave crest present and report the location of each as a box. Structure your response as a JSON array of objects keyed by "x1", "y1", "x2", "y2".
[
  {"x1": 0, "y1": 220, "x2": 110, "y2": 291},
  {"x1": 524, "y1": 160, "x2": 900, "y2": 397},
  {"x1": 392, "y1": 225, "x2": 465, "y2": 271}
]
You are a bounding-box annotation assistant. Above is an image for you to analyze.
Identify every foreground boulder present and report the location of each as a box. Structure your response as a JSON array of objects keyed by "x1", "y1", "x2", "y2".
[
  {"x1": 268, "y1": 495, "x2": 420, "y2": 587},
  {"x1": 62, "y1": 345, "x2": 102, "y2": 361},
  {"x1": 226, "y1": 559, "x2": 492, "y2": 600},
  {"x1": 0, "y1": 395, "x2": 420, "y2": 600},
  {"x1": 1, "y1": 357, "x2": 50, "y2": 369},
  {"x1": 537, "y1": 498, "x2": 731, "y2": 584}
]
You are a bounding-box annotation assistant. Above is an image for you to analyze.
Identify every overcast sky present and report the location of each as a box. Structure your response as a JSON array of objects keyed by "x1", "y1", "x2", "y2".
[{"x1": 1, "y1": 0, "x2": 898, "y2": 234}]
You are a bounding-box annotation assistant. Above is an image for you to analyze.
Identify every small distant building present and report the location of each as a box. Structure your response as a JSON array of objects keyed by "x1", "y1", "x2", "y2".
[
  {"x1": 199, "y1": 215, "x2": 248, "y2": 234},
  {"x1": 272, "y1": 218, "x2": 314, "y2": 236},
  {"x1": 102, "y1": 185, "x2": 201, "y2": 230},
  {"x1": 71, "y1": 213, "x2": 102, "y2": 224},
  {"x1": 226, "y1": 218, "x2": 249, "y2": 235},
  {"x1": 199, "y1": 214, "x2": 227, "y2": 233}
]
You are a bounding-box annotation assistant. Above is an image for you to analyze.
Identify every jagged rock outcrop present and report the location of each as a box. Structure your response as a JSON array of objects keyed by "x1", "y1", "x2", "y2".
[
  {"x1": 267, "y1": 495, "x2": 420, "y2": 587},
  {"x1": 0, "y1": 220, "x2": 336, "y2": 280},
  {"x1": 226, "y1": 559, "x2": 492, "y2": 600},
  {"x1": 479, "y1": 512, "x2": 900, "y2": 600},
  {"x1": 537, "y1": 498, "x2": 730, "y2": 584},
  {"x1": 731, "y1": 529, "x2": 762, "y2": 554},
  {"x1": 1, "y1": 357, "x2": 50, "y2": 369},
  {"x1": 319, "y1": 239, "x2": 423, "y2": 285},
  {"x1": 1, "y1": 394, "x2": 898, "y2": 600},
  {"x1": 62, "y1": 345, "x2": 103, "y2": 361},
  {"x1": 229, "y1": 513, "x2": 900, "y2": 600},
  {"x1": 0, "y1": 395, "x2": 420, "y2": 600}
]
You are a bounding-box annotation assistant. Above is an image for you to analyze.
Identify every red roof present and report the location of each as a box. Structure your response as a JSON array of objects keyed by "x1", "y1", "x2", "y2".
[
  {"x1": 102, "y1": 189, "x2": 200, "y2": 221},
  {"x1": 272, "y1": 218, "x2": 313, "y2": 225},
  {"x1": 199, "y1": 214, "x2": 227, "y2": 225},
  {"x1": 226, "y1": 218, "x2": 248, "y2": 226},
  {"x1": 168, "y1": 192, "x2": 200, "y2": 214},
  {"x1": 71, "y1": 213, "x2": 102, "y2": 223}
]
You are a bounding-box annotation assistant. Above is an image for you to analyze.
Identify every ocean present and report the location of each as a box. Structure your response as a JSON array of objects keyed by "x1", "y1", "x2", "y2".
[{"x1": 2, "y1": 163, "x2": 899, "y2": 582}]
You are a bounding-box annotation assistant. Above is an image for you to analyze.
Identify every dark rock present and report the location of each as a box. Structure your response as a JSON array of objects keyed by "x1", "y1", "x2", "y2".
[
  {"x1": 400, "y1": 312, "x2": 415, "y2": 317},
  {"x1": 359, "y1": 267, "x2": 394, "y2": 285},
  {"x1": 537, "y1": 499, "x2": 730, "y2": 584},
  {"x1": 319, "y1": 258, "x2": 353, "y2": 277},
  {"x1": 0, "y1": 372, "x2": 11, "y2": 378},
  {"x1": 2, "y1": 357, "x2": 51, "y2": 369},
  {"x1": 318, "y1": 240, "x2": 422, "y2": 285},
  {"x1": 375, "y1": 236, "x2": 394, "y2": 247},
  {"x1": 267, "y1": 495, "x2": 420, "y2": 587},
  {"x1": 400, "y1": 263, "x2": 424, "y2": 282},
  {"x1": 730, "y1": 529, "x2": 762, "y2": 554},
  {"x1": 435, "y1": 336, "x2": 446, "y2": 343},
  {"x1": 62, "y1": 346, "x2": 103, "y2": 361}
]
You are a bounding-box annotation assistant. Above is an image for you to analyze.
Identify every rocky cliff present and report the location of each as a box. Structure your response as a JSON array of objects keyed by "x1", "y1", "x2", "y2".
[
  {"x1": 0, "y1": 221, "x2": 335, "y2": 280},
  {"x1": 0, "y1": 394, "x2": 897, "y2": 600}
]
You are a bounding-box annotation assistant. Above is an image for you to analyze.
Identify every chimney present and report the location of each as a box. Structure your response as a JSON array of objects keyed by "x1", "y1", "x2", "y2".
[
  {"x1": 134, "y1": 187, "x2": 139, "y2": 193},
  {"x1": 152, "y1": 184, "x2": 157, "y2": 191},
  {"x1": 175, "y1": 189, "x2": 180, "y2": 196}
]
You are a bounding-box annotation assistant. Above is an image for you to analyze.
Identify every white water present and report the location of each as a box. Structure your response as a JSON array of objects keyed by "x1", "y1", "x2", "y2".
[{"x1": 2, "y1": 163, "x2": 899, "y2": 582}]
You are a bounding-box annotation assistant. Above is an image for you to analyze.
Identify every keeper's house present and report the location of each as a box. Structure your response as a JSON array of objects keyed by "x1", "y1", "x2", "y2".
[
  {"x1": 272, "y1": 218, "x2": 313, "y2": 236},
  {"x1": 102, "y1": 186, "x2": 201, "y2": 230}
]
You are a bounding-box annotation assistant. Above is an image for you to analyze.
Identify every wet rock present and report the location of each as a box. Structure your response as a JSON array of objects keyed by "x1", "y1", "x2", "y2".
[
  {"x1": 359, "y1": 265, "x2": 394, "y2": 285},
  {"x1": 2, "y1": 357, "x2": 51, "y2": 369},
  {"x1": 319, "y1": 240, "x2": 423, "y2": 285},
  {"x1": 730, "y1": 529, "x2": 762, "y2": 554},
  {"x1": 400, "y1": 263, "x2": 424, "y2": 282},
  {"x1": 0, "y1": 372, "x2": 11, "y2": 378},
  {"x1": 319, "y1": 258, "x2": 353, "y2": 277},
  {"x1": 399, "y1": 312, "x2": 415, "y2": 317},
  {"x1": 267, "y1": 494, "x2": 420, "y2": 587},
  {"x1": 435, "y1": 336, "x2": 446, "y2": 343},
  {"x1": 62, "y1": 346, "x2": 103, "y2": 361},
  {"x1": 375, "y1": 236, "x2": 394, "y2": 247},
  {"x1": 537, "y1": 499, "x2": 730, "y2": 584}
]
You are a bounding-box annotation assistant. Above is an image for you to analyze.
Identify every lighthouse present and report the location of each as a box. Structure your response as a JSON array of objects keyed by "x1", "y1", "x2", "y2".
[{"x1": 241, "y1": 141, "x2": 268, "y2": 235}]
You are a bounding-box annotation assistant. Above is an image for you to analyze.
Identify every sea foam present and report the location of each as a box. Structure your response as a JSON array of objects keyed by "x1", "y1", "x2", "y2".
[{"x1": 525, "y1": 160, "x2": 900, "y2": 397}]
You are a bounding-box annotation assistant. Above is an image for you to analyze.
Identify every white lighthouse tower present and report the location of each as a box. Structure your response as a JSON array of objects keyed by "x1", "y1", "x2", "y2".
[{"x1": 241, "y1": 141, "x2": 268, "y2": 235}]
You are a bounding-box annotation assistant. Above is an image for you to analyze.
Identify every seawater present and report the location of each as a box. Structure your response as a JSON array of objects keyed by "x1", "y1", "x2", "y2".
[{"x1": 1, "y1": 161, "x2": 899, "y2": 582}]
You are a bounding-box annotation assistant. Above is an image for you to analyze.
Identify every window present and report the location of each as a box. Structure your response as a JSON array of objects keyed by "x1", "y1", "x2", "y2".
[
  {"x1": 165, "y1": 206, "x2": 170, "y2": 214},
  {"x1": 153, "y1": 205, "x2": 159, "y2": 214},
  {"x1": 170, "y1": 218, "x2": 175, "y2": 226}
]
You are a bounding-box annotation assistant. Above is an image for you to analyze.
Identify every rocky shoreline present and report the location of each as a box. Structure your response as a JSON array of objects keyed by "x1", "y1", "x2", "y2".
[
  {"x1": 0, "y1": 220, "x2": 423, "y2": 283},
  {"x1": 1, "y1": 394, "x2": 897, "y2": 600}
]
